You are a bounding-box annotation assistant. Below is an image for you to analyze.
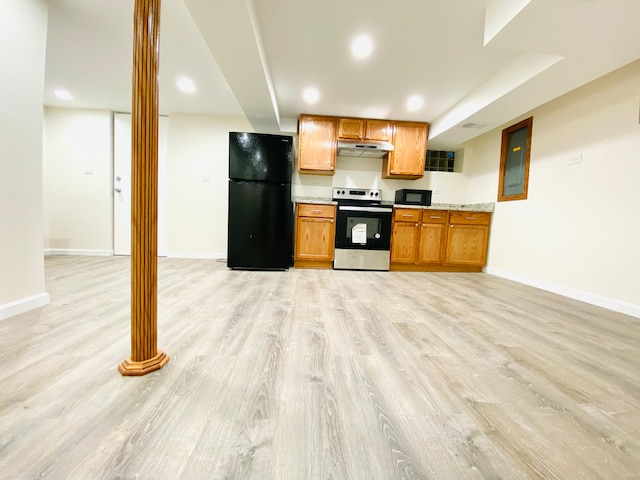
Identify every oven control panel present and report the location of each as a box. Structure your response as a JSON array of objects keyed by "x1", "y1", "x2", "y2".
[{"x1": 332, "y1": 187, "x2": 382, "y2": 201}]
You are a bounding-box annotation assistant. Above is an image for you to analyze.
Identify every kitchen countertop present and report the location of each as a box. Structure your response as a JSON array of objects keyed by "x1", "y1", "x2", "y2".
[
  {"x1": 294, "y1": 197, "x2": 338, "y2": 205},
  {"x1": 394, "y1": 202, "x2": 495, "y2": 212},
  {"x1": 294, "y1": 197, "x2": 494, "y2": 212}
]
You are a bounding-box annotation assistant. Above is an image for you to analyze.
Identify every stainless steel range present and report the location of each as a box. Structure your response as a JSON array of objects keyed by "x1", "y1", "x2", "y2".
[{"x1": 332, "y1": 187, "x2": 393, "y2": 271}]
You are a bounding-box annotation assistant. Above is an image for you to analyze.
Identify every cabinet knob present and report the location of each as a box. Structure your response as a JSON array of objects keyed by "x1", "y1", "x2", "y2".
[
  {"x1": 330, "y1": 166, "x2": 334, "y2": 170},
  {"x1": 415, "y1": 223, "x2": 419, "y2": 227}
]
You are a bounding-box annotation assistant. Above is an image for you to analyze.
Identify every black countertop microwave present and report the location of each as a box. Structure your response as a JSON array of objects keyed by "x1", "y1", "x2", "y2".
[{"x1": 395, "y1": 189, "x2": 432, "y2": 206}]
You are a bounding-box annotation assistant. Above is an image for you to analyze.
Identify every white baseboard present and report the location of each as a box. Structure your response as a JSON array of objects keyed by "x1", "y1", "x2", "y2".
[
  {"x1": 0, "y1": 292, "x2": 50, "y2": 322},
  {"x1": 167, "y1": 251, "x2": 226, "y2": 260},
  {"x1": 44, "y1": 249, "x2": 114, "y2": 257},
  {"x1": 484, "y1": 266, "x2": 640, "y2": 319}
]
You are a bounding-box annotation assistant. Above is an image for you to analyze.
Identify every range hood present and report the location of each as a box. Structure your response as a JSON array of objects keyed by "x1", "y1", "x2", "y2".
[{"x1": 337, "y1": 140, "x2": 394, "y2": 158}]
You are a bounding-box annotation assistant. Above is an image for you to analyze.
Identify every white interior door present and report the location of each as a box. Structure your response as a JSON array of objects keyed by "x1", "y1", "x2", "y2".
[{"x1": 113, "y1": 112, "x2": 168, "y2": 256}]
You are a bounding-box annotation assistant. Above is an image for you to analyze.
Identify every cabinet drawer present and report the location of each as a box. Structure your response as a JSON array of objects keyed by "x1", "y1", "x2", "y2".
[
  {"x1": 448, "y1": 211, "x2": 491, "y2": 225},
  {"x1": 297, "y1": 203, "x2": 336, "y2": 218},
  {"x1": 421, "y1": 210, "x2": 448, "y2": 224},
  {"x1": 394, "y1": 208, "x2": 421, "y2": 222}
]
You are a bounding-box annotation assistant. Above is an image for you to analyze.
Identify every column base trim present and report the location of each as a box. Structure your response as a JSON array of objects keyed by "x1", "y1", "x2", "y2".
[{"x1": 118, "y1": 350, "x2": 169, "y2": 376}]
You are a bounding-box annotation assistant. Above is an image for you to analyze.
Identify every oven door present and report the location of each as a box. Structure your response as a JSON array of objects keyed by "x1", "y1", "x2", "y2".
[{"x1": 334, "y1": 205, "x2": 392, "y2": 250}]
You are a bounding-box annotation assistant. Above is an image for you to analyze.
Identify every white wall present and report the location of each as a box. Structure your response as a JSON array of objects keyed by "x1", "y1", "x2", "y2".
[
  {"x1": 42, "y1": 110, "x2": 253, "y2": 259},
  {"x1": 0, "y1": 0, "x2": 49, "y2": 320},
  {"x1": 166, "y1": 114, "x2": 253, "y2": 257},
  {"x1": 464, "y1": 59, "x2": 640, "y2": 317},
  {"x1": 43, "y1": 108, "x2": 113, "y2": 254}
]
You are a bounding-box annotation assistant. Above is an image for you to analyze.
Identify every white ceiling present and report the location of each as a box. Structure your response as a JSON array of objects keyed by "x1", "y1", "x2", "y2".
[{"x1": 44, "y1": 0, "x2": 640, "y2": 150}]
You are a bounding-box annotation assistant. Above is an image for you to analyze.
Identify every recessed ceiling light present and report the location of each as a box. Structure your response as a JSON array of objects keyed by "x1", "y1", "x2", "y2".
[
  {"x1": 351, "y1": 35, "x2": 374, "y2": 59},
  {"x1": 303, "y1": 87, "x2": 319, "y2": 103},
  {"x1": 177, "y1": 77, "x2": 196, "y2": 93},
  {"x1": 406, "y1": 95, "x2": 424, "y2": 111},
  {"x1": 54, "y1": 89, "x2": 73, "y2": 100}
]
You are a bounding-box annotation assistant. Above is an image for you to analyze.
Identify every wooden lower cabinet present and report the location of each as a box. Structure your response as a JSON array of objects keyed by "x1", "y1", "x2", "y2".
[
  {"x1": 390, "y1": 208, "x2": 420, "y2": 263},
  {"x1": 390, "y1": 208, "x2": 491, "y2": 271},
  {"x1": 390, "y1": 221, "x2": 420, "y2": 263},
  {"x1": 444, "y1": 212, "x2": 491, "y2": 267},
  {"x1": 418, "y1": 211, "x2": 448, "y2": 264},
  {"x1": 294, "y1": 203, "x2": 336, "y2": 269}
]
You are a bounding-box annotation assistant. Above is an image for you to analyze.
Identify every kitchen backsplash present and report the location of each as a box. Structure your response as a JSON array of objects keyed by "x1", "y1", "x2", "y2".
[{"x1": 292, "y1": 154, "x2": 468, "y2": 204}]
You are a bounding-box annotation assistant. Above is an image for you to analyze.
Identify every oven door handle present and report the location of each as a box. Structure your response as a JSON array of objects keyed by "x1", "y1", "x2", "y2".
[{"x1": 338, "y1": 206, "x2": 392, "y2": 213}]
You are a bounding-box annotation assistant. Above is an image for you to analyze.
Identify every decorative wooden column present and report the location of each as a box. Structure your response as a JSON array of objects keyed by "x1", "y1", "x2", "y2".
[{"x1": 119, "y1": 0, "x2": 169, "y2": 376}]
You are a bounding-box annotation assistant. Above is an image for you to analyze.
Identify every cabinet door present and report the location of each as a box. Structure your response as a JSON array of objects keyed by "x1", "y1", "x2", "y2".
[
  {"x1": 365, "y1": 120, "x2": 392, "y2": 142},
  {"x1": 444, "y1": 224, "x2": 489, "y2": 266},
  {"x1": 390, "y1": 222, "x2": 419, "y2": 263},
  {"x1": 338, "y1": 118, "x2": 364, "y2": 140},
  {"x1": 298, "y1": 115, "x2": 337, "y2": 174},
  {"x1": 383, "y1": 122, "x2": 428, "y2": 178},
  {"x1": 295, "y1": 217, "x2": 336, "y2": 261},
  {"x1": 418, "y1": 223, "x2": 446, "y2": 264}
]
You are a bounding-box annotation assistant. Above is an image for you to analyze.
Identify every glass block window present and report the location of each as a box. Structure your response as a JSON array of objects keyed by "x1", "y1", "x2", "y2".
[{"x1": 425, "y1": 150, "x2": 455, "y2": 172}]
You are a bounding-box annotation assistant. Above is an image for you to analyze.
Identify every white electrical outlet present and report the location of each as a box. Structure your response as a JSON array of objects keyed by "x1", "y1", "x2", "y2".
[
  {"x1": 568, "y1": 153, "x2": 582, "y2": 166},
  {"x1": 202, "y1": 176, "x2": 212, "y2": 183},
  {"x1": 434, "y1": 189, "x2": 443, "y2": 195},
  {"x1": 84, "y1": 168, "x2": 94, "y2": 175}
]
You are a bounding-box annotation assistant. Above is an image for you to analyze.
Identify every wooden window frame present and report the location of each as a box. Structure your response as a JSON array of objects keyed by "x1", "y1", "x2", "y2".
[{"x1": 498, "y1": 117, "x2": 533, "y2": 202}]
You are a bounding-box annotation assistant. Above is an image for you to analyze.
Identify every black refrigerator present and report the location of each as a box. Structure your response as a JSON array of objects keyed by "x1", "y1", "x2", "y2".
[{"x1": 227, "y1": 132, "x2": 294, "y2": 270}]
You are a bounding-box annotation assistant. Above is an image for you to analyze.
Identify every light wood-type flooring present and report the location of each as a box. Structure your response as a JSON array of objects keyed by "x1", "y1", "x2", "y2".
[{"x1": 1, "y1": 255, "x2": 639, "y2": 479}]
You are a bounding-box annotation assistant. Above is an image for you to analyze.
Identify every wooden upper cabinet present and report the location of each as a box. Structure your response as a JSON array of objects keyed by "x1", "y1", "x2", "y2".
[
  {"x1": 383, "y1": 121, "x2": 428, "y2": 179},
  {"x1": 299, "y1": 115, "x2": 427, "y2": 177},
  {"x1": 338, "y1": 118, "x2": 365, "y2": 140},
  {"x1": 366, "y1": 119, "x2": 392, "y2": 142},
  {"x1": 298, "y1": 114, "x2": 337, "y2": 175},
  {"x1": 338, "y1": 118, "x2": 392, "y2": 142}
]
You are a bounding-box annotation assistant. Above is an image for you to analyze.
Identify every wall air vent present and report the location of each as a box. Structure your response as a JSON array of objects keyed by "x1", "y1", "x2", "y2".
[{"x1": 461, "y1": 122, "x2": 490, "y2": 129}]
